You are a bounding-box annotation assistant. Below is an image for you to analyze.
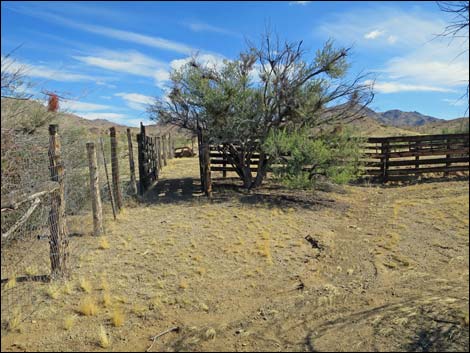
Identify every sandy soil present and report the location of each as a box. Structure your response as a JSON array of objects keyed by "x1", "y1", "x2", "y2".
[{"x1": 1, "y1": 157, "x2": 469, "y2": 352}]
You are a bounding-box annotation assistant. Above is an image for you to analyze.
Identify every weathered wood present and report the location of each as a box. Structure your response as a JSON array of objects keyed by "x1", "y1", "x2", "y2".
[
  {"x1": 2, "y1": 198, "x2": 41, "y2": 239},
  {"x1": 203, "y1": 143, "x2": 212, "y2": 198},
  {"x1": 210, "y1": 166, "x2": 259, "y2": 172},
  {"x1": 197, "y1": 127, "x2": 205, "y2": 192},
  {"x1": 168, "y1": 134, "x2": 173, "y2": 159},
  {"x1": 109, "y1": 127, "x2": 123, "y2": 210},
  {"x1": 365, "y1": 156, "x2": 469, "y2": 168},
  {"x1": 100, "y1": 137, "x2": 117, "y2": 220},
  {"x1": 365, "y1": 148, "x2": 469, "y2": 159},
  {"x1": 162, "y1": 135, "x2": 168, "y2": 166},
  {"x1": 48, "y1": 124, "x2": 68, "y2": 278},
  {"x1": 157, "y1": 137, "x2": 163, "y2": 171},
  {"x1": 367, "y1": 133, "x2": 469, "y2": 143},
  {"x1": 127, "y1": 128, "x2": 138, "y2": 195},
  {"x1": 366, "y1": 165, "x2": 469, "y2": 176},
  {"x1": 1, "y1": 181, "x2": 59, "y2": 211},
  {"x1": 86, "y1": 142, "x2": 104, "y2": 236}
]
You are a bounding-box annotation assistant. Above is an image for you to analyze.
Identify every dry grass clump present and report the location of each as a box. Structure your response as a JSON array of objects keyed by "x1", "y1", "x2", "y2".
[
  {"x1": 5, "y1": 276, "x2": 16, "y2": 289},
  {"x1": 205, "y1": 328, "x2": 216, "y2": 340},
  {"x1": 8, "y1": 308, "x2": 22, "y2": 331},
  {"x1": 111, "y1": 309, "x2": 125, "y2": 327},
  {"x1": 99, "y1": 237, "x2": 110, "y2": 250},
  {"x1": 63, "y1": 281, "x2": 74, "y2": 295},
  {"x1": 24, "y1": 265, "x2": 38, "y2": 276},
  {"x1": 99, "y1": 325, "x2": 110, "y2": 348},
  {"x1": 79, "y1": 278, "x2": 92, "y2": 293},
  {"x1": 79, "y1": 296, "x2": 98, "y2": 316},
  {"x1": 46, "y1": 284, "x2": 60, "y2": 299},
  {"x1": 102, "y1": 292, "x2": 112, "y2": 308},
  {"x1": 64, "y1": 315, "x2": 76, "y2": 330},
  {"x1": 179, "y1": 278, "x2": 189, "y2": 290}
]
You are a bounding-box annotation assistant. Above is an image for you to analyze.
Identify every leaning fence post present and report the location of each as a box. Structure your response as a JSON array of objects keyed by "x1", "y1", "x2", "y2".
[
  {"x1": 100, "y1": 137, "x2": 117, "y2": 220},
  {"x1": 127, "y1": 128, "x2": 138, "y2": 195},
  {"x1": 109, "y1": 127, "x2": 123, "y2": 210},
  {"x1": 48, "y1": 124, "x2": 68, "y2": 278},
  {"x1": 86, "y1": 142, "x2": 104, "y2": 236}
]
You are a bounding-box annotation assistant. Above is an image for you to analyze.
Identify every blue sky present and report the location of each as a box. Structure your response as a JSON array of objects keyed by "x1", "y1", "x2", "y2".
[{"x1": 1, "y1": 1, "x2": 468, "y2": 126}]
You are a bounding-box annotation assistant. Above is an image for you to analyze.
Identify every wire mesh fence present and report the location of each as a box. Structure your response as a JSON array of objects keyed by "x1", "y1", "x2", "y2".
[{"x1": 0, "y1": 124, "x2": 137, "y2": 332}]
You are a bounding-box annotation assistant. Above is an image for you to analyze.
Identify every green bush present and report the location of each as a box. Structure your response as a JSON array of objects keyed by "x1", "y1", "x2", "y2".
[{"x1": 263, "y1": 127, "x2": 364, "y2": 189}]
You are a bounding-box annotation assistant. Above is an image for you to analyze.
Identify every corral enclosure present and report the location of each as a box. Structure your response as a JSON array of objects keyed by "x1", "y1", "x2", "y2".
[{"x1": 1, "y1": 119, "x2": 469, "y2": 351}]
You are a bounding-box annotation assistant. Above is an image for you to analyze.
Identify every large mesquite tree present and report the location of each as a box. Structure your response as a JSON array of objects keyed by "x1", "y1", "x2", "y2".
[{"x1": 148, "y1": 34, "x2": 374, "y2": 188}]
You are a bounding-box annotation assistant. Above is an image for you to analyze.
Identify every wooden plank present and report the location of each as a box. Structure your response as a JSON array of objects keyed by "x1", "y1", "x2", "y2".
[
  {"x1": 366, "y1": 147, "x2": 469, "y2": 159},
  {"x1": 367, "y1": 133, "x2": 469, "y2": 143},
  {"x1": 366, "y1": 165, "x2": 469, "y2": 176},
  {"x1": 365, "y1": 156, "x2": 469, "y2": 167},
  {"x1": 211, "y1": 166, "x2": 258, "y2": 172}
]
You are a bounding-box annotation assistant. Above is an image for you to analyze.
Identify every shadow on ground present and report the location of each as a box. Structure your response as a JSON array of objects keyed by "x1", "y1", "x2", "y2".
[{"x1": 139, "y1": 176, "x2": 347, "y2": 211}]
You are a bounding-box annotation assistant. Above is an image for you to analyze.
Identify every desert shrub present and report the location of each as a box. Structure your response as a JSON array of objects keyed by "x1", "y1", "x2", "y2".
[{"x1": 263, "y1": 127, "x2": 364, "y2": 188}]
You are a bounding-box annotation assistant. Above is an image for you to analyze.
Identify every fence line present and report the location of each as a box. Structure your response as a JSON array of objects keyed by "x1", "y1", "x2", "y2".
[{"x1": 207, "y1": 133, "x2": 470, "y2": 183}]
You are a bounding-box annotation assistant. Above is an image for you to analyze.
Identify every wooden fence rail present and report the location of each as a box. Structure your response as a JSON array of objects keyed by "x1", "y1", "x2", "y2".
[
  {"x1": 364, "y1": 133, "x2": 469, "y2": 182},
  {"x1": 208, "y1": 133, "x2": 469, "y2": 183}
]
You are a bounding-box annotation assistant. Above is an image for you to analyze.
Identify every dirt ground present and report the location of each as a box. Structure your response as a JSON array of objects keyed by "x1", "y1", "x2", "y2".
[{"x1": 1, "y1": 157, "x2": 469, "y2": 352}]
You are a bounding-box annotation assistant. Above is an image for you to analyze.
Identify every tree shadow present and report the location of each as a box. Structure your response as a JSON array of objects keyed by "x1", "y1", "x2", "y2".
[{"x1": 139, "y1": 176, "x2": 345, "y2": 211}]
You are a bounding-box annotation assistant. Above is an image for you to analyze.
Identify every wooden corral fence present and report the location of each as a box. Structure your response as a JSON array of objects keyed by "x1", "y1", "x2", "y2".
[
  {"x1": 207, "y1": 133, "x2": 469, "y2": 184},
  {"x1": 364, "y1": 133, "x2": 469, "y2": 182},
  {"x1": 136, "y1": 123, "x2": 175, "y2": 194},
  {"x1": 137, "y1": 123, "x2": 159, "y2": 194}
]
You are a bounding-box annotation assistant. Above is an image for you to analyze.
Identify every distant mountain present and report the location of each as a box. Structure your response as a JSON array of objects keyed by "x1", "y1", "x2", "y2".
[{"x1": 376, "y1": 109, "x2": 443, "y2": 127}]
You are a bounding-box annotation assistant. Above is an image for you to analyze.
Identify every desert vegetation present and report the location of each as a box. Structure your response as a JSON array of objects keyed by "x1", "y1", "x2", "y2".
[{"x1": 1, "y1": 6, "x2": 469, "y2": 353}]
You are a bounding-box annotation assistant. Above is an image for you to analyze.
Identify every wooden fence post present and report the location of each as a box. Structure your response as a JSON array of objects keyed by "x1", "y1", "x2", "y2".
[
  {"x1": 197, "y1": 127, "x2": 205, "y2": 192},
  {"x1": 162, "y1": 135, "x2": 168, "y2": 166},
  {"x1": 153, "y1": 136, "x2": 159, "y2": 179},
  {"x1": 48, "y1": 124, "x2": 68, "y2": 278},
  {"x1": 415, "y1": 141, "x2": 421, "y2": 180},
  {"x1": 445, "y1": 138, "x2": 451, "y2": 177},
  {"x1": 86, "y1": 142, "x2": 104, "y2": 236},
  {"x1": 203, "y1": 143, "x2": 212, "y2": 198},
  {"x1": 382, "y1": 141, "x2": 390, "y2": 183},
  {"x1": 100, "y1": 137, "x2": 117, "y2": 220},
  {"x1": 222, "y1": 149, "x2": 227, "y2": 178},
  {"x1": 191, "y1": 136, "x2": 195, "y2": 155},
  {"x1": 168, "y1": 134, "x2": 173, "y2": 159},
  {"x1": 157, "y1": 137, "x2": 163, "y2": 171},
  {"x1": 127, "y1": 128, "x2": 138, "y2": 195},
  {"x1": 109, "y1": 127, "x2": 123, "y2": 210}
]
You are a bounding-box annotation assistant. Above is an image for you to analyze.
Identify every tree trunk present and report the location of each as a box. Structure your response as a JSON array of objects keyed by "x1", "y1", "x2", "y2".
[{"x1": 251, "y1": 152, "x2": 268, "y2": 189}]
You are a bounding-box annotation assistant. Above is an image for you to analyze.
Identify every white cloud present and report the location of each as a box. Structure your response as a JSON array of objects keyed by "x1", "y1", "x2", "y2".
[
  {"x1": 78, "y1": 112, "x2": 128, "y2": 120},
  {"x1": 290, "y1": 1, "x2": 311, "y2": 5},
  {"x1": 73, "y1": 50, "x2": 167, "y2": 80},
  {"x1": 364, "y1": 30, "x2": 384, "y2": 40},
  {"x1": 115, "y1": 92, "x2": 154, "y2": 111},
  {"x1": 442, "y1": 98, "x2": 466, "y2": 107},
  {"x1": 5, "y1": 6, "x2": 195, "y2": 55},
  {"x1": 319, "y1": 7, "x2": 469, "y2": 94},
  {"x1": 365, "y1": 80, "x2": 455, "y2": 94},
  {"x1": 61, "y1": 100, "x2": 114, "y2": 112},
  {"x1": 2, "y1": 57, "x2": 97, "y2": 82},
  {"x1": 184, "y1": 21, "x2": 239, "y2": 37},
  {"x1": 382, "y1": 55, "x2": 469, "y2": 88},
  {"x1": 387, "y1": 35, "x2": 397, "y2": 44}
]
